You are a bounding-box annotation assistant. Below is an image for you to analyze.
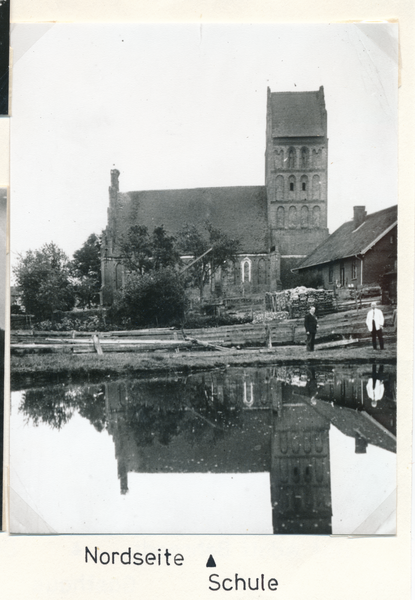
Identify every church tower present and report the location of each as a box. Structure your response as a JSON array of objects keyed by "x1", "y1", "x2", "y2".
[{"x1": 265, "y1": 87, "x2": 329, "y2": 287}]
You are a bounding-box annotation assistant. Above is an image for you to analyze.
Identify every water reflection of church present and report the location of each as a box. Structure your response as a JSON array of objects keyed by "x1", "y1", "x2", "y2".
[{"x1": 104, "y1": 366, "x2": 396, "y2": 534}]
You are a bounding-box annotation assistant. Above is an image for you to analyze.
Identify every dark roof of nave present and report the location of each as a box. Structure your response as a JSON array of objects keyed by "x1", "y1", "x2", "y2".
[
  {"x1": 296, "y1": 205, "x2": 398, "y2": 269},
  {"x1": 123, "y1": 186, "x2": 269, "y2": 254},
  {"x1": 270, "y1": 90, "x2": 326, "y2": 138}
]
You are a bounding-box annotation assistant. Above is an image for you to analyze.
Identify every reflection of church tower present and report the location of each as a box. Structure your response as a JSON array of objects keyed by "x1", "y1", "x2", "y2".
[
  {"x1": 265, "y1": 87, "x2": 329, "y2": 287},
  {"x1": 270, "y1": 384, "x2": 332, "y2": 534},
  {"x1": 105, "y1": 381, "x2": 135, "y2": 495}
]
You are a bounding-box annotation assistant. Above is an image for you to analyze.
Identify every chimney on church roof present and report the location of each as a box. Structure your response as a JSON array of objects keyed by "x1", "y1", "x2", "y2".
[{"x1": 353, "y1": 206, "x2": 367, "y2": 230}]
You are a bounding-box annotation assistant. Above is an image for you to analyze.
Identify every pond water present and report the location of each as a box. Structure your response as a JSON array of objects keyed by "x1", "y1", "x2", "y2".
[{"x1": 10, "y1": 363, "x2": 396, "y2": 535}]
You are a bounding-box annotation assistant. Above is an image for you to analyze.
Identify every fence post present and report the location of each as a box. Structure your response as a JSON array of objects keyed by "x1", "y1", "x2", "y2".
[{"x1": 265, "y1": 324, "x2": 273, "y2": 348}]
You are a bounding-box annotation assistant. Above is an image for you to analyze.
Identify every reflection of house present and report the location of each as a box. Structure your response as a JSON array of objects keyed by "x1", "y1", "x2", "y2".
[
  {"x1": 294, "y1": 205, "x2": 397, "y2": 289},
  {"x1": 101, "y1": 87, "x2": 330, "y2": 304},
  {"x1": 103, "y1": 366, "x2": 396, "y2": 534},
  {"x1": 315, "y1": 367, "x2": 396, "y2": 440},
  {"x1": 310, "y1": 399, "x2": 396, "y2": 454}
]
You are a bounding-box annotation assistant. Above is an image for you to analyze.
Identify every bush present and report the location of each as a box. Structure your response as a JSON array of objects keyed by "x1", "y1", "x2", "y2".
[
  {"x1": 108, "y1": 268, "x2": 188, "y2": 328},
  {"x1": 34, "y1": 315, "x2": 113, "y2": 332},
  {"x1": 283, "y1": 271, "x2": 324, "y2": 290},
  {"x1": 180, "y1": 312, "x2": 252, "y2": 329}
]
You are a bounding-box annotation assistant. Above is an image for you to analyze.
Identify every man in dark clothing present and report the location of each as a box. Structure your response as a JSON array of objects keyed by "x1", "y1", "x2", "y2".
[{"x1": 304, "y1": 306, "x2": 318, "y2": 351}]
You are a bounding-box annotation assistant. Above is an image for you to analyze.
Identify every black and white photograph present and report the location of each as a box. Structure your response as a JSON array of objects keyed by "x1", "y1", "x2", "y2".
[{"x1": 9, "y1": 23, "x2": 397, "y2": 535}]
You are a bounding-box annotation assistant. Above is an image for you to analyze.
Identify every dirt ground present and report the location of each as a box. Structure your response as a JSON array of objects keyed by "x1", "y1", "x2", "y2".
[{"x1": 11, "y1": 340, "x2": 397, "y2": 390}]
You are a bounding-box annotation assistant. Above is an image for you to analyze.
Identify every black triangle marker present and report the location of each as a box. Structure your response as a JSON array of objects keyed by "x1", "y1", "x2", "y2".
[{"x1": 206, "y1": 555, "x2": 216, "y2": 568}]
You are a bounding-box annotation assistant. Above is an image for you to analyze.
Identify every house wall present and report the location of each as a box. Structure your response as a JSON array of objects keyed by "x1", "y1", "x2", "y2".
[
  {"x1": 296, "y1": 225, "x2": 397, "y2": 290},
  {"x1": 362, "y1": 225, "x2": 397, "y2": 284},
  {"x1": 317, "y1": 258, "x2": 361, "y2": 289}
]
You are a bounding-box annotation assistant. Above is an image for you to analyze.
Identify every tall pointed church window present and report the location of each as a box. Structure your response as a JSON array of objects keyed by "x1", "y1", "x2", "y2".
[{"x1": 241, "y1": 257, "x2": 252, "y2": 283}]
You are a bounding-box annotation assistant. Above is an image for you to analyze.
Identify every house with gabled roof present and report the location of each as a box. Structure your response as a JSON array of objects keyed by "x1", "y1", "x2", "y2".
[
  {"x1": 101, "y1": 87, "x2": 330, "y2": 305},
  {"x1": 293, "y1": 205, "x2": 397, "y2": 291}
]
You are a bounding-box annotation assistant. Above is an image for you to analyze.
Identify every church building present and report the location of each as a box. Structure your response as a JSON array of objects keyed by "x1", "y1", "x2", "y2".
[{"x1": 101, "y1": 86, "x2": 329, "y2": 305}]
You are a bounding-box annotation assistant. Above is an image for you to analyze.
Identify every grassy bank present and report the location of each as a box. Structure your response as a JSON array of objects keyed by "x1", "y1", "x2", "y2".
[{"x1": 11, "y1": 341, "x2": 397, "y2": 390}]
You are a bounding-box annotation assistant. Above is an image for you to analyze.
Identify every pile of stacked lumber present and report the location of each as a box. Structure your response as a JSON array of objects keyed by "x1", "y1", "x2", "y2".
[{"x1": 265, "y1": 287, "x2": 335, "y2": 318}]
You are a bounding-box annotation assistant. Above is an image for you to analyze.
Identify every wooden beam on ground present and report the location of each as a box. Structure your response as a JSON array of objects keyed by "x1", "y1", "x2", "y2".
[
  {"x1": 183, "y1": 334, "x2": 230, "y2": 352},
  {"x1": 92, "y1": 334, "x2": 103, "y2": 355},
  {"x1": 316, "y1": 338, "x2": 359, "y2": 350}
]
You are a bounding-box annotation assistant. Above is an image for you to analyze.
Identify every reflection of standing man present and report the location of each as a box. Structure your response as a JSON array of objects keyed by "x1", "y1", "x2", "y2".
[
  {"x1": 366, "y1": 301, "x2": 384, "y2": 350},
  {"x1": 306, "y1": 367, "x2": 318, "y2": 404},
  {"x1": 366, "y1": 364, "x2": 385, "y2": 407},
  {"x1": 304, "y1": 306, "x2": 318, "y2": 351}
]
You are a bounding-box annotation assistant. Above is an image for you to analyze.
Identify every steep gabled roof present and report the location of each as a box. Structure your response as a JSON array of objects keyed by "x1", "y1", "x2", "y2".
[
  {"x1": 270, "y1": 89, "x2": 326, "y2": 138},
  {"x1": 296, "y1": 205, "x2": 397, "y2": 270},
  {"x1": 118, "y1": 186, "x2": 269, "y2": 254}
]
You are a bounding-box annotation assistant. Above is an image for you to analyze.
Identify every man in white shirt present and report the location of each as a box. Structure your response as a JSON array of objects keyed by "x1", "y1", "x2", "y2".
[{"x1": 366, "y1": 301, "x2": 384, "y2": 350}]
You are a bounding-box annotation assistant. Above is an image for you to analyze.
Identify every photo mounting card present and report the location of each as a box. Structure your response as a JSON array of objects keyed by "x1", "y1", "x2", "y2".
[
  {"x1": 9, "y1": 23, "x2": 398, "y2": 538},
  {"x1": 0, "y1": 187, "x2": 5, "y2": 530},
  {"x1": 0, "y1": 0, "x2": 9, "y2": 115}
]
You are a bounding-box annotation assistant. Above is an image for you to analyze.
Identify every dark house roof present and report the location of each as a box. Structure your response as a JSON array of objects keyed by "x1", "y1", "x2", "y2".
[
  {"x1": 270, "y1": 89, "x2": 326, "y2": 138},
  {"x1": 119, "y1": 186, "x2": 269, "y2": 254},
  {"x1": 296, "y1": 205, "x2": 397, "y2": 270}
]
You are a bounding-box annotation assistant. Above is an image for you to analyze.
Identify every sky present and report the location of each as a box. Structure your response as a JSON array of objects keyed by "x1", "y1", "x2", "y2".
[{"x1": 10, "y1": 23, "x2": 398, "y2": 266}]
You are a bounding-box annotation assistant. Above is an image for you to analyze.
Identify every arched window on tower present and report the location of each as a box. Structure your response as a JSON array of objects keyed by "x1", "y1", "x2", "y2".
[
  {"x1": 312, "y1": 147, "x2": 324, "y2": 168},
  {"x1": 312, "y1": 174, "x2": 321, "y2": 200},
  {"x1": 301, "y1": 205, "x2": 309, "y2": 228},
  {"x1": 288, "y1": 175, "x2": 296, "y2": 199},
  {"x1": 275, "y1": 148, "x2": 284, "y2": 169},
  {"x1": 301, "y1": 147, "x2": 309, "y2": 168},
  {"x1": 313, "y1": 206, "x2": 321, "y2": 228},
  {"x1": 276, "y1": 175, "x2": 284, "y2": 201},
  {"x1": 300, "y1": 175, "x2": 308, "y2": 200},
  {"x1": 288, "y1": 206, "x2": 297, "y2": 229},
  {"x1": 277, "y1": 206, "x2": 285, "y2": 228},
  {"x1": 288, "y1": 147, "x2": 296, "y2": 169}
]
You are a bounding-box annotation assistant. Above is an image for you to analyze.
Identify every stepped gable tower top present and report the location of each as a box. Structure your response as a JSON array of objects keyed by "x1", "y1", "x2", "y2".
[{"x1": 267, "y1": 86, "x2": 327, "y2": 139}]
